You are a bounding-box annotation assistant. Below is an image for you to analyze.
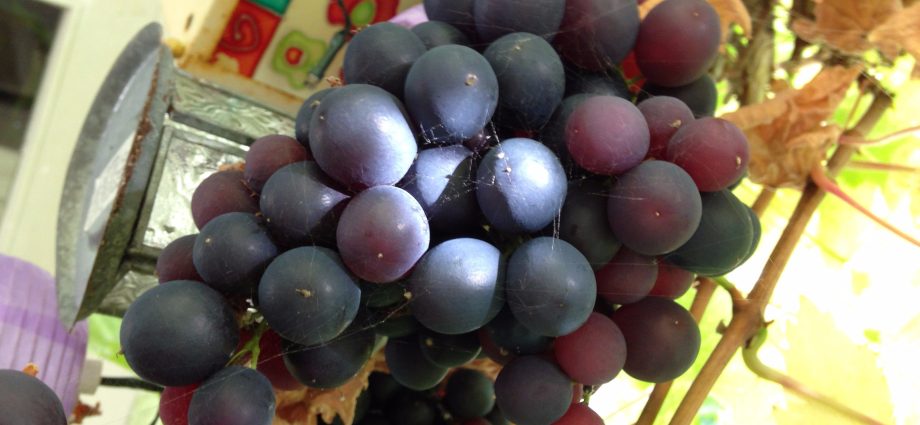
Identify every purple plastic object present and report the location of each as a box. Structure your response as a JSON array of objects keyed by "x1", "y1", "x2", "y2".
[
  {"x1": 1, "y1": 254, "x2": 88, "y2": 414},
  {"x1": 389, "y1": 4, "x2": 428, "y2": 28}
]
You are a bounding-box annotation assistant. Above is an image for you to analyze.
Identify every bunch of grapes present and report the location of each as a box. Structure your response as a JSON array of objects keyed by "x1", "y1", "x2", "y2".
[{"x1": 114, "y1": 0, "x2": 760, "y2": 424}]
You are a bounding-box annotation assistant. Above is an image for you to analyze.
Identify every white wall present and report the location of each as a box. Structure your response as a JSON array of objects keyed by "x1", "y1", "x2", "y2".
[{"x1": 0, "y1": 0, "x2": 164, "y2": 272}]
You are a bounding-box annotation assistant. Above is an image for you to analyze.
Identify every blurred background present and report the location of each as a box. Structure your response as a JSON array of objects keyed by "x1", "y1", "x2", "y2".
[{"x1": 0, "y1": 0, "x2": 918, "y2": 424}]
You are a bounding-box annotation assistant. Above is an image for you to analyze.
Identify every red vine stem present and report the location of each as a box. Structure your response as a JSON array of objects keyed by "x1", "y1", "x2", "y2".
[
  {"x1": 635, "y1": 278, "x2": 718, "y2": 425},
  {"x1": 668, "y1": 91, "x2": 893, "y2": 425},
  {"x1": 848, "y1": 160, "x2": 919, "y2": 173},
  {"x1": 810, "y1": 165, "x2": 920, "y2": 248},
  {"x1": 839, "y1": 124, "x2": 920, "y2": 146}
]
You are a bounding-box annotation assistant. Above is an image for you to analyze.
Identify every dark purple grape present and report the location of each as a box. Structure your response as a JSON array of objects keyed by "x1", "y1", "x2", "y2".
[
  {"x1": 407, "y1": 238, "x2": 503, "y2": 334},
  {"x1": 309, "y1": 84, "x2": 417, "y2": 191},
  {"x1": 400, "y1": 145, "x2": 480, "y2": 237},
  {"x1": 507, "y1": 237, "x2": 596, "y2": 336},
  {"x1": 607, "y1": 160, "x2": 702, "y2": 255},
  {"x1": 444, "y1": 369, "x2": 495, "y2": 419},
  {"x1": 638, "y1": 96, "x2": 695, "y2": 159},
  {"x1": 156, "y1": 234, "x2": 203, "y2": 283},
  {"x1": 386, "y1": 390, "x2": 438, "y2": 425},
  {"x1": 612, "y1": 297, "x2": 701, "y2": 382},
  {"x1": 372, "y1": 312, "x2": 422, "y2": 338},
  {"x1": 193, "y1": 212, "x2": 278, "y2": 295},
  {"x1": 649, "y1": 261, "x2": 696, "y2": 299},
  {"x1": 484, "y1": 32, "x2": 565, "y2": 130},
  {"x1": 337, "y1": 186, "x2": 430, "y2": 284},
  {"x1": 404, "y1": 45, "x2": 498, "y2": 144},
  {"x1": 558, "y1": 178, "x2": 622, "y2": 269},
  {"x1": 494, "y1": 355, "x2": 572, "y2": 425},
  {"x1": 666, "y1": 117, "x2": 750, "y2": 192},
  {"x1": 260, "y1": 161, "x2": 349, "y2": 248},
  {"x1": 554, "y1": 0, "x2": 640, "y2": 71},
  {"x1": 295, "y1": 88, "x2": 335, "y2": 151},
  {"x1": 244, "y1": 134, "x2": 309, "y2": 192},
  {"x1": 0, "y1": 369, "x2": 67, "y2": 425},
  {"x1": 369, "y1": 371, "x2": 401, "y2": 406},
  {"x1": 565, "y1": 69, "x2": 631, "y2": 99},
  {"x1": 476, "y1": 138, "x2": 567, "y2": 234},
  {"x1": 259, "y1": 247, "x2": 361, "y2": 346},
  {"x1": 634, "y1": 0, "x2": 720, "y2": 87},
  {"x1": 188, "y1": 366, "x2": 275, "y2": 425},
  {"x1": 473, "y1": 0, "x2": 565, "y2": 43},
  {"x1": 253, "y1": 330, "x2": 303, "y2": 391},
  {"x1": 553, "y1": 312, "x2": 626, "y2": 385},
  {"x1": 642, "y1": 74, "x2": 717, "y2": 118},
  {"x1": 282, "y1": 325, "x2": 376, "y2": 389},
  {"x1": 361, "y1": 280, "x2": 408, "y2": 309},
  {"x1": 418, "y1": 330, "x2": 481, "y2": 368},
  {"x1": 553, "y1": 403, "x2": 604, "y2": 425},
  {"x1": 191, "y1": 170, "x2": 258, "y2": 229},
  {"x1": 666, "y1": 190, "x2": 754, "y2": 276},
  {"x1": 540, "y1": 94, "x2": 594, "y2": 177},
  {"x1": 478, "y1": 308, "x2": 553, "y2": 364},
  {"x1": 486, "y1": 405, "x2": 510, "y2": 425},
  {"x1": 120, "y1": 281, "x2": 238, "y2": 386},
  {"x1": 344, "y1": 22, "x2": 427, "y2": 97},
  {"x1": 385, "y1": 336, "x2": 449, "y2": 390},
  {"x1": 743, "y1": 205, "x2": 761, "y2": 263},
  {"x1": 565, "y1": 95, "x2": 649, "y2": 175},
  {"x1": 412, "y1": 21, "x2": 471, "y2": 48},
  {"x1": 423, "y1": 0, "x2": 477, "y2": 39},
  {"x1": 595, "y1": 247, "x2": 658, "y2": 305}
]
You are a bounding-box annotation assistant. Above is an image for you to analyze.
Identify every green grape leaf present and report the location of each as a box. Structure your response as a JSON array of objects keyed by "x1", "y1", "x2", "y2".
[
  {"x1": 774, "y1": 299, "x2": 895, "y2": 425},
  {"x1": 88, "y1": 314, "x2": 131, "y2": 371}
]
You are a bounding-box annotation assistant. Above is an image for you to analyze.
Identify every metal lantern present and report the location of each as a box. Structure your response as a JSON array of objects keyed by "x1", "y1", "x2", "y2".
[{"x1": 55, "y1": 23, "x2": 294, "y2": 326}]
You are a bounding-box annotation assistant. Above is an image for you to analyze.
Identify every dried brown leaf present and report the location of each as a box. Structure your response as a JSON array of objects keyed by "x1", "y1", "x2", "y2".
[
  {"x1": 708, "y1": 0, "x2": 752, "y2": 42},
  {"x1": 722, "y1": 66, "x2": 862, "y2": 188},
  {"x1": 791, "y1": 0, "x2": 901, "y2": 55},
  {"x1": 639, "y1": 0, "x2": 751, "y2": 43},
  {"x1": 869, "y1": 2, "x2": 920, "y2": 74}
]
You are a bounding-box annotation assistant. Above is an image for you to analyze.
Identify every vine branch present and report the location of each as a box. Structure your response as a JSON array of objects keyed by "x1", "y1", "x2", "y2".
[
  {"x1": 668, "y1": 89, "x2": 893, "y2": 425},
  {"x1": 635, "y1": 278, "x2": 718, "y2": 425}
]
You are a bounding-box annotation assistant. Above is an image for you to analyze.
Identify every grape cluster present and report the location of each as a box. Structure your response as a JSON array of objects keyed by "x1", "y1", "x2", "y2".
[{"x1": 120, "y1": 0, "x2": 760, "y2": 424}]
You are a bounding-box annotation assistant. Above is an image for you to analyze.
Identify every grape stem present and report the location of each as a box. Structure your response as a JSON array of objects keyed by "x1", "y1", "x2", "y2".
[
  {"x1": 810, "y1": 164, "x2": 920, "y2": 248},
  {"x1": 227, "y1": 320, "x2": 270, "y2": 368},
  {"x1": 742, "y1": 327, "x2": 886, "y2": 424},
  {"x1": 306, "y1": 0, "x2": 352, "y2": 85},
  {"x1": 635, "y1": 277, "x2": 717, "y2": 425},
  {"x1": 99, "y1": 377, "x2": 163, "y2": 392},
  {"x1": 668, "y1": 89, "x2": 893, "y2": 425}
]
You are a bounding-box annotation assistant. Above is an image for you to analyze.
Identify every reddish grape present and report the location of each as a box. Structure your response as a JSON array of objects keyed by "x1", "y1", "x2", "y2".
[
  {"x1": 554, "y1": 312, "x2": 626, "y2": 385},
  {"x1": 552, "y1": 403, "x2": 604, "y2": 425},
  {"x1": 244, "y1": 134, "x2": 309, "y2": 193},
  {"x1": 159, "y1": 384, "x2": 199, "y2": 425},
  {"x1": 642, "y1": 74, "x2": 718, "y2": 118},
  {"x1": 634, "y1": 0, "x2": 721, "y2": 87},
  {"x1": 612, "y1": 297, "x2": 701, "y2": 382},
  {"x1": 565, "y1": 96, "x2": 649, "y2": 175},
  {"x1": 156, "y1": 234, "x2": 203, "y2": 283},
  {"x1": 190, "y1": 170, "x2": 258, "y2": 229},
  {"x1": 649, "y1": 261, "x2": 696, "y2": 299},
  {"x1": 637, "y1": 96, "x2": 694, "y2": 159},
  {"x1": 606, "y1": 160, "x2": 702, "y2": 255},
  {"x1": 596, "y1": 247, "x2": 658, "y2": 305},
  {"x1": 666, "y1": 117, "x2": 750, "y2": 192},
  {"x1": 256, "y1": 330, "x2": 304, "y2": 391}
]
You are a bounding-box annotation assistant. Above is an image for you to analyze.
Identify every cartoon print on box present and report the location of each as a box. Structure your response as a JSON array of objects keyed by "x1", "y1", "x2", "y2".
[
  {"x1": 270, "y1": 31, "x2": 328, "y2": 90},
  {"x1": 252, "y1": 0, "x2": 412, "y2": 98},
  {"x1": 327, "y1": 0, "x2": 400, "y2": 28},
  {"x1": 213, "y1": 0, "x2": 283, "y2": 77}
]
